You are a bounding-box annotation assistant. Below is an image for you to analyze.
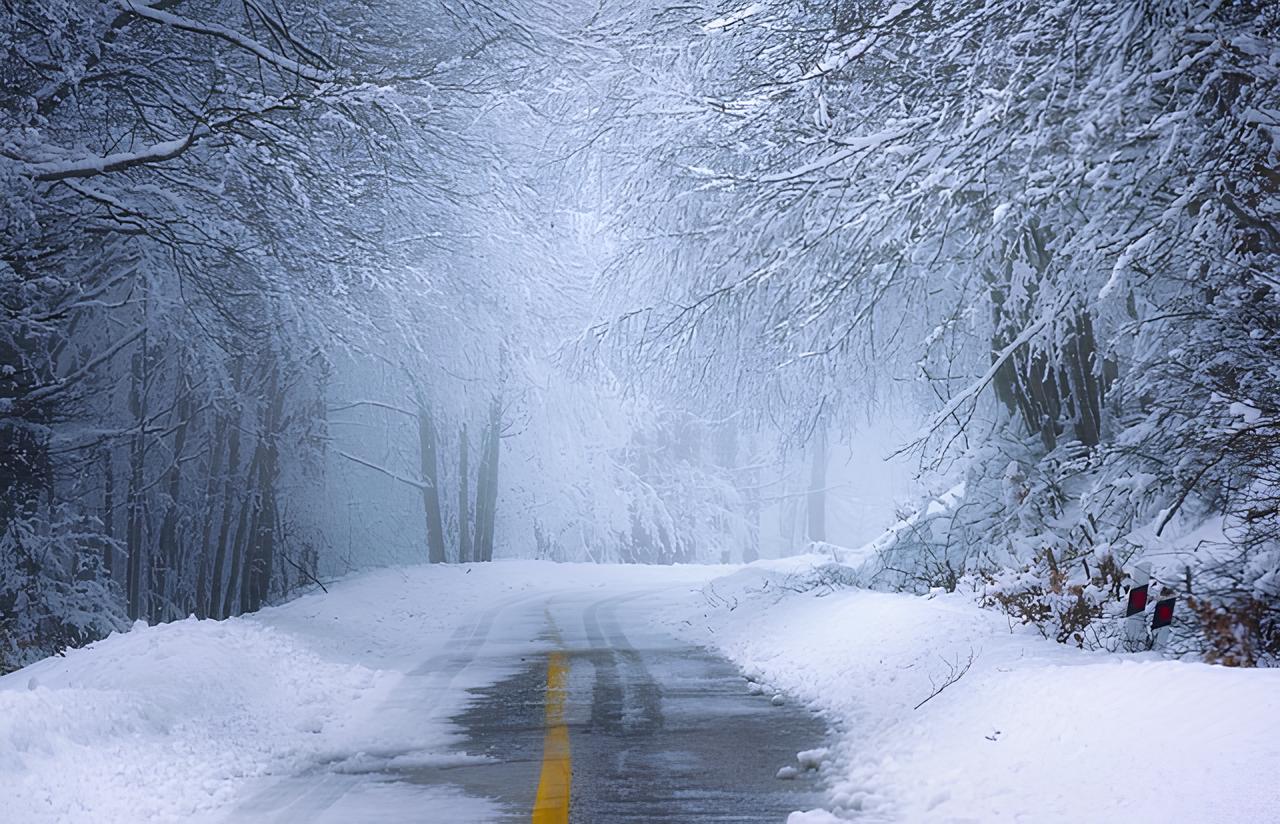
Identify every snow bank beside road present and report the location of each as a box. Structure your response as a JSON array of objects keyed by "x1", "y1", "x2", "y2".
[
  {"x1": 0, "y1": 563, "x2": 495, "y2": 824},
  {"x1": 673, "y1": 560, "x2": 1280, "y2": 823},
  {"x1": 1, "y1": 616, "x2": 389, "y2": 823}
]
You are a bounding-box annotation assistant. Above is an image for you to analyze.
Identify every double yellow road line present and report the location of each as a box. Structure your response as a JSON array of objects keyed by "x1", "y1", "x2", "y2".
[{"x1": 531, "y1": 651, "x2": 571, "y2": 823}]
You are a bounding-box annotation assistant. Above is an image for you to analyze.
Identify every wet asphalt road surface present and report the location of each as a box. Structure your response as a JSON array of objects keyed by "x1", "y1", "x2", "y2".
[{"x1": 427, "y1": 592, "x2": 826, "y2": 822}]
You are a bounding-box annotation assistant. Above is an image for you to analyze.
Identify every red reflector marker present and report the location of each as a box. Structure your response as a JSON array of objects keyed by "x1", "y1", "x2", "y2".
[
  {"x1": 1152, "y1": 597, "x2": 1176, "y2": 630},
  {"x1": 1126, "y1": 584, "x2": 1149, "y2": 617}
]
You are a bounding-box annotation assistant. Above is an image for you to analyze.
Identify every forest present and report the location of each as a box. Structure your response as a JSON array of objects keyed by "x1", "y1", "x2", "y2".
[{"x1": 2, "y1": 0, "x2": 1277, "y2": 671}]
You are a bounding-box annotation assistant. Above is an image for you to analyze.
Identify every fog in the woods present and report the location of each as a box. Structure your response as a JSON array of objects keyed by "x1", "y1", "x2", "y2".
[{"x1": 2, "y1": 0, "x2": 1277, "y2": 674}]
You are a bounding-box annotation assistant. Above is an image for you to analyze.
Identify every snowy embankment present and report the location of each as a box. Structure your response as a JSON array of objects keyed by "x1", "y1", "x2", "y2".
[
  {"x1": 1, "y1": 566, "x2": 469, "y2": 823},
  {"x1": 668, "y1": 557, "x2": 1280, "y2": 823}
]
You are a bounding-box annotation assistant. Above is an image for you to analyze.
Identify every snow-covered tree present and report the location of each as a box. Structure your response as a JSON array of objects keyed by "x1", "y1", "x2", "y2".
[{"x1": 584, "y1": 0, "x2": 1279, "y2": 660}]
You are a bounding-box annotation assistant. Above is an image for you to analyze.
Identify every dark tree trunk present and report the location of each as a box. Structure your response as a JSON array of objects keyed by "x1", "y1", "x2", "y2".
[
  {"x1": 473, "y1": 426, "x2": 489, "y2": 562},
  {"x1": 194, "y1": 415, "x2": 228, "y2": 619},
  {"x1": 101, "y1": 447, "x2": 114, "y2": 578},
  {"x1": 153, "y1": 374, "x2": 192, "y2": 624},
  {"x1": 125, "y1": 346, "x2": 147, "y2": 622},
  {"x1": 988, "y1": 224, "x2": 1108, "y2": 452},
  {"x1": 1065, "y1": 312, "x2": 1103, "y2": 447},
  {"x1": 243, "y1": 366, "x2": 282, "y2": 612},
  {"x1": 992, "y1": 309, "x2": 1106, "y2": 452},
  {"x1": 209, "y1": 403, "x2": 243, "y2": 620},
  {"x1": 0, "y1": 270, "x2": 53, "y2": 539},
  {"x1": 207, "y1": 360, "x2": 244, "y2": 619},
  {"x1": 416, "y1": 398, "x2": 447, "y2": 564},
  {"x1": 224, "y1": 446, "x2": 258, "y2": 619}
]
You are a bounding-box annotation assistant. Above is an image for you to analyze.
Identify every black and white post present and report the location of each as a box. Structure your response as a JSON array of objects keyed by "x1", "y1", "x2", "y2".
[
  {"x1": 1124, "y1": 562, "x2": 1151, "y2": 651},
  {"x1": 1151, "y1": 592, "x2": 1176, "y2": 650}
]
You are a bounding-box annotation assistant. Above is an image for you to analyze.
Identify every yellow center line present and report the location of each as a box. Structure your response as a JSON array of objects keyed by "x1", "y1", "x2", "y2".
[{"x1": 531, "y1": 650, "x2": 571, "y2": 823}]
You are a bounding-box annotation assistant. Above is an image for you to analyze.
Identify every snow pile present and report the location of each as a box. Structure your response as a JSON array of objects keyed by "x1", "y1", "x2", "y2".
[
  {"x1": 673, "y1": 561, "x2": 1280, "y2": 822},
  {"x1": 0, "y1": 564, "x2": 500, "y2": 823},
  {"x1": 0, "y1": 617, "x2": 388, "y2": 823}
]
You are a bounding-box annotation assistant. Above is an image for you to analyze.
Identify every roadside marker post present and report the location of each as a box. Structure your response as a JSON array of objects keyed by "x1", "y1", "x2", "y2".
[
  {"x1": 1123, "y1": 562, "x2": 1151, "y2": 651},
  {"x1": 1151, "y1": 593, "x2": 1176, "y2": 650}
]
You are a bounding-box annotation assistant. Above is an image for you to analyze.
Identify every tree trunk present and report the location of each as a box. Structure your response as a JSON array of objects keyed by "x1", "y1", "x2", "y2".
[
  {"x1": 125, "y1": 346, "x2": 147, "y2": 622},
  {"x1": 224, "y1": 447, "x2": 258, "y2": 619},
  {"x1": 153, "y1": 373, "x2": 192, "y2": 624},
  {"x1": 194, "y1": 415, "x2": 228, "y2": 619},
  {"x1": 988, "y1": 224, "x2": 1107, "y2": 452},
  {"x1": 457, "y1": 423, "x2": 472, "y2": 563},
  {"x1": 1066, "y1": 311, "x2": 1103, "y2": 447},
  {"x1": 991, "y1": 309, "x2": 1106, "y2": 452},
  {"x1": 210, "y1": 408, "x2": 243, "y2": 620},
  {"x1": 807, "y1": 424, "x2": 827, "y2": 543},
  {"x1": 417, "y1": 398, "x2": 447, "y2": 564},
  {"x1": 0, "y1": 278, "x2": 53, "y2": 539},
  {"x1": 474, "y1": 397, "x2": 501, "y2": 562},
  {"x1": 208, "y1": 357, "x2": 246, "y2": 620},
  {"x1": 243, "y1": 365, "x2": 282, "y2": 612},
  {"x1": 101, "y1": 447, "x2": 114, "y2": 578}
]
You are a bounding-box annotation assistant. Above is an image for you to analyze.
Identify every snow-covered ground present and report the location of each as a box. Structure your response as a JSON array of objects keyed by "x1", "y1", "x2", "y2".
[
  {"x1": 666, "y1": 557, "x2": 1280, "y2": 823},
  {"x1": 3, "y1": 558, "x2": 1277, "y2": 823}
]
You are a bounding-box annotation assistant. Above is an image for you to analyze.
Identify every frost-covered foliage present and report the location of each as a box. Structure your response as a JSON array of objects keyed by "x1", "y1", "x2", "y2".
[
  {"x1": 583, "y1": 1, "x2": 1280, "y2": 662},
  {"x1": 610, "y1": 409, "x2": 755, "y2": 564},
  {"x1": 0, "y1": 508, "x2": 127, "y2": 671},
  {"x1": 0, "y1": 0, "x2": 525, "y2": 667},
  {"x1": 2, "y1": 0, "x2": 780, "y2": 669},
  {"x1": 490, "y1": 364, "x2": 756, "y2": 565}
]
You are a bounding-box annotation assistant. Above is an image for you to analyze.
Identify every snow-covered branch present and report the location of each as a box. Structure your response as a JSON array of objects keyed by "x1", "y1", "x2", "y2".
[
  {"x1": 335, "y1": 450, "x2": 429, "y2": 491},
  {"x1": 29, "y1": 131, "x2": 206, "y2": 182},
  {"x1": 118, "y1": 0, "x2": 334, "y2": 83}
]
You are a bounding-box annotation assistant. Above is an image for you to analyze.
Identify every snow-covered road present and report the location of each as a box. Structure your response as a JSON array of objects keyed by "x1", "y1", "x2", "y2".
[{"x1": 3, "y1": 559, "x2": 1278, "y2": 823}]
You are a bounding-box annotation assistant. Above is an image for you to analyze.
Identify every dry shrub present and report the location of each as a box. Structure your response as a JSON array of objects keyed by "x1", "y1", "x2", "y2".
[
  {"x1": 1187, "y1": 594, "x2": 1280, "y2": 667},
  {"x1": 981, "y1": 546, "x2": 1127, "y2": 648}
]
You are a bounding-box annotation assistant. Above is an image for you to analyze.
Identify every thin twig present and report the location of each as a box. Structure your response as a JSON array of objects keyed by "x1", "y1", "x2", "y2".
[
  {"x1": 914, "y1": 649, "x2": 976, "y2": 710},
  {"x1": 283, "y1": 555, "x2": 328, "y2": 594}
]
